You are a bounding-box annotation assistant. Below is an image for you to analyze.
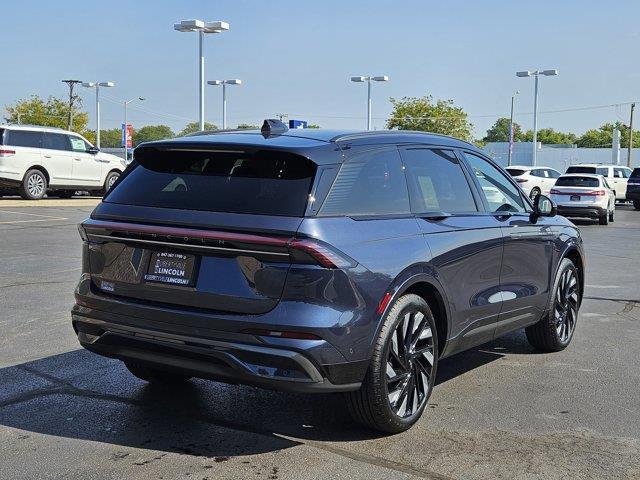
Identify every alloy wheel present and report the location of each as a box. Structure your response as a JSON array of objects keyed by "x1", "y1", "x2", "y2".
[
  {"x1": 107, "y1": 174, "x2": 119, "y2": 189},
  {"x1": 386, "y1": 310, "x2": 434, "y2": 418},
  {"x1": 27, "y1": 174, "x2": 45, "y2": 197},
  {"x1": 554, "y1": 268, "x2": 579, "y2": 342}
]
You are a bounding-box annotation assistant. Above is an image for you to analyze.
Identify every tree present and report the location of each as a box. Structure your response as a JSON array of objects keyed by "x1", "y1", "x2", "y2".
[
  {"x1": 483, "y1": 117, "x2": 524, "y2": 143},
  {"x1": 576, "y1": 122, "x2": 640, "y2": 148},
  {"x1": 4, "y1": 95, "x2": 89, "y2": 134},
  {"x1": 386, "y1": 95, "x2": 473, "y2": 141},
  {"x1": 521, "y1": 128, "x2": 577, "y2": 145},
  {"x1": 97, "y1": 128, "x2": 123, "y2": 148},
  {"x1": 237, "y1": 123, "x2": 259, "y2": 129},
  {"x1": 306, "y1": 124, "x2": 321, "y2": 129},
  {"x1": 177, "y1": 122, "x2": 218, "y2": 136},
  {"x1": 134, "y1": 125, "x2": 174, "y2": 145}
]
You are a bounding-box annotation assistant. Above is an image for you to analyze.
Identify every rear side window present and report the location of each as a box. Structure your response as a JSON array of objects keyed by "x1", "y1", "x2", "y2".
[
  {"x1": 556, "y1": 176, "x2": 600, "y2": 188},
  {"x1": 105, "y1": 147, "x2": 317, "y2": 216},
  {"x1": 43, "y1": 132, "x2": 71, "y2": 151},
  {"x1": 5, "y1": 130, "x2": 43, "y2": 148},
  {"x1": 613, "y1": 167, "x2": 631, "y2": 178},
  {"x1": 401, "y1": 148, "x2": 477, "y2": 213},
  {"x1": 506, "y1": 169, "x2": 527, "y2": 177},
  {"x1": 596, "y1": 167, "x2": 609, "y2": 176},
  {"x1": 319, "y1": 148, "x2": 410, "y2": 216}
]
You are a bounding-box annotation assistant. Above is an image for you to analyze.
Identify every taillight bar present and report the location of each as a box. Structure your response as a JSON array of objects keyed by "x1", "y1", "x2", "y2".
[
  {"x1": 550, "y1": 189, "x2": 606, "y2": 196},
  {"x1": 0, "y1": 149, "x2": 16, "y2": 157},
  {"x1": 80, "y1": 219, "x2": 356, "y2": 269}
]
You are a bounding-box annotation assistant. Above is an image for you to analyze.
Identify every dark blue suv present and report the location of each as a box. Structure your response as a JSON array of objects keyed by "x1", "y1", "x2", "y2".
[{"x1": 72, "y1": 121, "x2": 585, "y2": 433}]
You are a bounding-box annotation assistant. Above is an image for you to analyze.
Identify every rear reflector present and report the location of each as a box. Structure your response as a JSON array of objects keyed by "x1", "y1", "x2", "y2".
[
  {"x1": 0, "y1": 149, "x2": 16, "y2": 157},
  {"x1": 376, "y1": 292, "x2": 392, "y2": 314},
  {"x1": 241, "y1": 328, "x2": 321, "y2": 340}
]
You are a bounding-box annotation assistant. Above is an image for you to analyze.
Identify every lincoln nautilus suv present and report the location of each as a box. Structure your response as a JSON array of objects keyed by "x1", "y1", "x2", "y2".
[{"x1": 72, "y1": 120, "x2": 585, "y2": 433}]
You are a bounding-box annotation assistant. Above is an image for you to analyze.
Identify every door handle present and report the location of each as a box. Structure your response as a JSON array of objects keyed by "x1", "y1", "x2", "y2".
[
  {"x1": 44, "y1": 154, "x2": 52, "y2": 158},
  {"x1": 74, "y1": 157, "x2": 82, "y2": 161}
]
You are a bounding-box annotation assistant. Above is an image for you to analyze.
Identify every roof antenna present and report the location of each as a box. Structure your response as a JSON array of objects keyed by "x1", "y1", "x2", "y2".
[{"x1": 261, "y1": 118, "x2": 288, "y2": 138}]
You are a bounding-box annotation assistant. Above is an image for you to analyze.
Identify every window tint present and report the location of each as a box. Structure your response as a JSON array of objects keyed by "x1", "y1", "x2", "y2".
[
  {"x1": 613, "y1": 167, "x2": 630, "y2": 178},
  {"x1": 319, "y1": 148, "x2": 409, "y2": 216},
  {"x1": 69, "y1": 136, "x2": 89, "y2": 152},
  {"x1": 506, "y1": 168, "x2": 527, "y2": 177},
  {"x1": 596, "y1": 167, "x2": 609, "y2": 176},
  {"x1": 631, "y1": 168, "x2": 640, "y2": 179},
  {"x1": 401, "y1": 148, "x2": 477, "y2": 213},
  {"x1": 548, "y1": 169, "x2": 561, "y2": 179},
  {"x1": 566, "y1": 166, "x2": 596, "y2": 174},
  {"x1": 5, "y1": 130, "x2": 43, "y2": 148},
  {"x1": 556, "y1": 176, "x2": 600, "y2": 188},
  {"x1": 0, "y1": 128, "x2": 4, "y2": 145},
  {"x1": 464, "y1": 152, "x2": 526, "y2": 213},
  {"x1": 43, "y1": 132, "x2": 70, "y2": 151},
  {"x1": 106, "y1": 148, "x2": 316, "y2": 217},
  {"x1": 530, "y1": 169, "x2": 545, "y2": 178}
]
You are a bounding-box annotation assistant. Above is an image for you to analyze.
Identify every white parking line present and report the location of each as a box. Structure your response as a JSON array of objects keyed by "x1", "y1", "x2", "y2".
[{"x1": 0, "y1": 210, "x2": 68, "y2": 224}]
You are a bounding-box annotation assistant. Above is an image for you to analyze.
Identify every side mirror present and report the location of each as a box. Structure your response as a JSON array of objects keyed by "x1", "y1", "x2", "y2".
[
  {"x1": 87, "y1": 146, "x2": 100, "y2": 155},
  {"x1": 534, "y1": 194, "x2": 557, "y2": 217}
]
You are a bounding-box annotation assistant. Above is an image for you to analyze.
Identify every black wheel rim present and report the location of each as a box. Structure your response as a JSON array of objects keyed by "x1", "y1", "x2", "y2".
[
  {"x1": 386, "y1": 310, "x2": 434, "y2": 418},
  {"x1": 554, "y1": 268, "x2": 579, "y2": 342}
]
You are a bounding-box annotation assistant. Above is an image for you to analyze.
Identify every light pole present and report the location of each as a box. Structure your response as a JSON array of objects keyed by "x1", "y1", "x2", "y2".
[
  {"x1": 82, "y1": 81, "x2": 115, "y2": 149},
  {"x1": 350, "y1": 75, "x2": 389, "y2": 130},
  {"x1": 208, "y1": 79, "x2": 242, "y2": 129},
  {"x1": 516, "y1": 69, "x2": 558, "y2": 166},
  {"x1": 124, "y1": 97, "x2": 145, "y2": 159},
  {"x1": 508, "y1": 90, "x2": 519, "y2": 166},
  {"x1": 174, "y1": 19, "x2": 230, "y2": 132}
]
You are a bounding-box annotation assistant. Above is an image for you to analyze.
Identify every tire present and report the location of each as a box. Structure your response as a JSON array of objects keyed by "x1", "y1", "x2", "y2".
[
  {"x1": 102, "y1": 171, "x2": 120, "y2": 195},
  {"x1": 529, "y1": 187, "x2": 541, "y2": 200},
  {"x1": 598, "y1": 211, "x2": 609, "y2": 225},
  {"x1": 125, "y1": 361, "x2": 191, "y2": 385},
  {"x1": 55, "y1": 190, "x2": 75, "y2": 199},
  {"x1": 525, "y1": 258, "x2": 580, "y2": 352},
  {"x1": 609, "y1": 209, "x2": 615, "y2": 222},
  {"x1": 634, "y1": 200, "x2": 640, "y2": 210},
  {"x1": 19, "y1": 169, "x2": 48, "y2": 200},
  {"x1": 345, "y1": 294, "x2": 438, "y2": 433}
]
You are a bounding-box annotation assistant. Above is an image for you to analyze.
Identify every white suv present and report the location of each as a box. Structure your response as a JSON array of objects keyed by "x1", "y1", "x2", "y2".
[
  {"x1": 565, "y1": 164, "x2": 633, "y2": 201},
  {"x1": 0, "y1": 125, "x2": 126, "y2": 200},
  {"x1": 505, "y1": 165, "x2": 562, "y2": 199}
]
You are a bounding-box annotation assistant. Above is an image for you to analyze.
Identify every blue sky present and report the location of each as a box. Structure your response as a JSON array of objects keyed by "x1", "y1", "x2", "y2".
[{"x1": 3, "y1": 0, "x2": 640, "y2": 138}]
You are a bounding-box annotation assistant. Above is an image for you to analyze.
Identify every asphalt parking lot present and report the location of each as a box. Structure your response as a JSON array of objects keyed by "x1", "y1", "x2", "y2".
[{"x1": 1, "y1": 200, "x2": 639, "y2": 480}]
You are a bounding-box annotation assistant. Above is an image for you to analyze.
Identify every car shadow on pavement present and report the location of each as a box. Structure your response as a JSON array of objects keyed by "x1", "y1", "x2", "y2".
[{"x1": 0, "y1": 333, "x2": 524, "y2": 458}]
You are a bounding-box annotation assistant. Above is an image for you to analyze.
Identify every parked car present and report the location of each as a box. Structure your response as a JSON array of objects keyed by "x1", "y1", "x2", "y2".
[
  {"x1": 627, "y1": 167, "x2": 640, "y2": 210},
  {"x1": 550, "y1": 174, "x2": 616, "y2": 225},
  {"x1": 0, "y1": 124, "x2": 126, "y2": 199},
  {"x1": 565, "y1": 164, "x2": 632, "y2": 202},
  {"x1": 505, "y1": 165, "x2": 562, "y2": 199},
  {"x1": 72, "y1": 122, "x2": 585, "y2": 433}
]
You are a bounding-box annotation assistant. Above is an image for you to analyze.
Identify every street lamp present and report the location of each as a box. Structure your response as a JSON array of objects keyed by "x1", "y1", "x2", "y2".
[
  {"x1": 123, "y1": 97, "x2": 145, "y2": 159},
  {"x1": 208, "y1": 79, "x2": 242, "y2": 129},
  {"x1": 174, "y1": 19, "x2": 230, "y2": 132},
  {"x1": 516, "y1": 69, "x2": 558, "y2": 166},
  {"x1": 82, "y1": 81, "x2": 115, "y2": 149},
  {"x1": 350, "y1": 75, "x2": 389, "y2": 130},
  {"x1": 508, "y1": 90, "x2": 520, "y2": 166}
]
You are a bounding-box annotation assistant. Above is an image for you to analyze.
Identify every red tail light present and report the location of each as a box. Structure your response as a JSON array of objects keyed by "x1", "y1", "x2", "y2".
[
  {"x1": 550, "y1": 188, "x2": 562, "y2": 194},
  {"x1": 0, "y1": 149, "x2": 16, "y2": 157},
  {"x1": 288, "y1": 238, "x2": 356, "y2": 269},
  {"x1": 582, "y1": 189, "x2": 606, "y2": 196}
]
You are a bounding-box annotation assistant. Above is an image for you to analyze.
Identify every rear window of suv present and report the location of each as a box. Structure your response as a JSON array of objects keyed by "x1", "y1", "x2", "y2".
[
  {"x1": 556, "y1": 176, "x2": 600, "y2": 188},
  {"x1": 506, "y1": 169, "x2": 527, "y2": 177},
  {"x1": 105, "y1": 147, "x2": 317, "y2": 216}
]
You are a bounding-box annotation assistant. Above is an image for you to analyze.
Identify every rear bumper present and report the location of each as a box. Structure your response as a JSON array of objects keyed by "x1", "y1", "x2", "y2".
[
  {"x1": 556, "y1": 205, "x2": 607, "y2": 218},
  {"x1": 71, "y1": 275, "x2": 368, "y2": 393}
]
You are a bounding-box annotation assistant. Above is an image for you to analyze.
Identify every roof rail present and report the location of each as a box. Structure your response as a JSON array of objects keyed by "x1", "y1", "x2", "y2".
[
  {"x1": 330, "y1": 129, "x2": 477, "y2": 148},
  {"x1": 3, "y1": 123, "x2": 66, "y2": 131}
]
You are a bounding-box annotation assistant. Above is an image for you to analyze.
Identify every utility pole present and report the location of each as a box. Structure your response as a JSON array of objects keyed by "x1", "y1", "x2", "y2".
[
  {"x1": 628, "y1": 103, "x2": 635, "y2": 167},
  {"x1": 62, "y1": 80, "x2": 82, "y2": 131}
]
